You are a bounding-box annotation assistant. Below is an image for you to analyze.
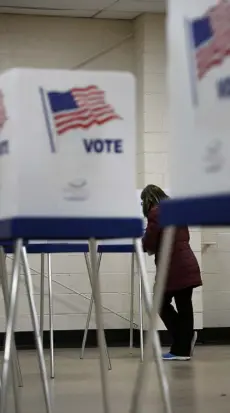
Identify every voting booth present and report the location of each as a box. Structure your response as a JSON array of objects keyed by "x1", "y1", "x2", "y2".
[
  {"x1": 81, "y1": 190, "x2": 145, "y2": 363},
  {"x1": 0, "y1": 68, "x2": 147, "y2": 413},
  {"x1": 129, "y1": 2, "x2": 230, "y2": 413},
  {"x1": 25, "y1": 191, "x2": 145, "y2": 379},
  {"x1": 162, "y1": 0, "x2": 230, "y2": 225},
  {"x1": 0, "y1": 68, "x2": 141, "y2": 239}
]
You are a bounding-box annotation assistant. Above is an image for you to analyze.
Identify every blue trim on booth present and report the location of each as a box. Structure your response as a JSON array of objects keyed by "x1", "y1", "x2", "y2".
[
  {"x1": 27, "y1": 244, "x2": 89, "y2": 254},
  {"x1": 2, "y1": 243, "x2": 136, "y2": 254},
  {"x1": 98, "y1": 245, "x2": 134, "y2": 253},
  {"x1": 1, "y1": 241, "x2": 28, "y2": 254},
  {"x1": 160, "y1": 194, "x2": 230, "y2": 227},
  {"x1": 0, "y1": 217, "x2": 143, "y2": 240}
]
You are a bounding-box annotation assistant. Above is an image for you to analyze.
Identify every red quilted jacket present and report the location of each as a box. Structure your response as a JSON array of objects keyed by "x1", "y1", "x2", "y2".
[{"x1": 142, "y1": 206, "x2": 202, "y2": 292}]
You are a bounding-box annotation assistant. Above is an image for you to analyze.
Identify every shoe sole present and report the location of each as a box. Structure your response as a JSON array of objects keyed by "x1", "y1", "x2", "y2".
[{"x1": 163, "y1": 357, "x2": 191, "y2": 361}]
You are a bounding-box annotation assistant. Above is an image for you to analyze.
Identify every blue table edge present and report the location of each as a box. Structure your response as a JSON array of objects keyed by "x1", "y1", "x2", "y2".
[
  {"x1": 0, "y1": 217, "x2": 143, "y2": 240},
  {"x1": 160, "y1": 194, "x2": 230, "y2": 227},
  {"x1": 1, "y1": 243, "x2": 136, "y2": 254}
]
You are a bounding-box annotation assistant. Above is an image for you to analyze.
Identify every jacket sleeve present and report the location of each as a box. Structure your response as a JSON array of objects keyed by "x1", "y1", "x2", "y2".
[{"x1": 142, "y1": 209, "x2": 161, "y2": 254}]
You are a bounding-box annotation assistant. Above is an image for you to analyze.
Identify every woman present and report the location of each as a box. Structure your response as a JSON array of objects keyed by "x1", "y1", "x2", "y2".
[{"x1": 141, "y1": 185, "x2": 202, "y2": 361}]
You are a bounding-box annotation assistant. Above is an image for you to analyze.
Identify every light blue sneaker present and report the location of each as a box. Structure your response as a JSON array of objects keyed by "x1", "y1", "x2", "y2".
[{"x1": 162, "y1": 352, "x2": 191, "y2": 361}]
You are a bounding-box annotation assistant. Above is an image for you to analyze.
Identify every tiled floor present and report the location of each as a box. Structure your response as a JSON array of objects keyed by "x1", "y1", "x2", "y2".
[{"x1": 5, "y1": 346, "x2": 230, "y2": 412}]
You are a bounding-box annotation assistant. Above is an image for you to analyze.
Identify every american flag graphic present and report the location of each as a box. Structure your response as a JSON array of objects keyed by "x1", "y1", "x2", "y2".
[
  {"x1": 46, "y1": 85, "x2": 121, "y2": 135},
  {"x1": 189, "y1": 0, "x2": 230, "y2": 80},
  {"x1": 0, "y1": 91, "x2": 7, "y2": 129}
]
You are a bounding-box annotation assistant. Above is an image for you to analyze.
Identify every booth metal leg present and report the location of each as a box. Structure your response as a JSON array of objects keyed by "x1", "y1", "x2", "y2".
[
  {"x1": 47, "y1": 253, "x2": 55, "y2": 379},
  {"x1": 89, "y1": 239, "x2": 111, "y2": 413},
  {"x1": 130, "y1": 229, "x2": 175, "y2": 413},
  {"x1": 0, "y1": 239, "x2": 22, "y2": 413},
  {"x1": 129, "y1": 252, "x2": 135, "y2": 352},
  {"x1": 81, "y1": 253, "x2": 111, "y2": 370},
  {"x1": 80, "y1": 252, "x2": 102, "y2": 359},
  {"x1": 40, "y1": 253, "x2": 45, "y2": 343},
  {"x1": 138, "y1": 270, "x2": 144, "y2": 363},
  {"x1": 40, "y1": 252, "x2": 55, "y2": 379},
  {"x1": 0, "y1": 248, "x2": 23, "y2": 389},
  {"x1": 0, "y1": 246, "x2": 23, "y2": 413},
  {"x1": 80, "y1": 294, "x2": 94, "y2": 359},
  {"x1": 21, "y1": 246, "x2": 52, "y2": 413}
]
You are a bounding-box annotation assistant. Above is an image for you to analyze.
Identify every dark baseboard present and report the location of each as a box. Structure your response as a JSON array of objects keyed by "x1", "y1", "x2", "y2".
[{"x1": 0, "y1": 327, "x2": 230, "y2": 350}]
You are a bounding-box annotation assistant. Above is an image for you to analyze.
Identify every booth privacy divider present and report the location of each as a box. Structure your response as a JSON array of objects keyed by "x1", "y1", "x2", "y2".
[
  {"x1": 129, "y1": 1, "x2": 230, "y2": 413},
  {"x1": 0, "y1": 68, "x2": 171, "y2": 413}
]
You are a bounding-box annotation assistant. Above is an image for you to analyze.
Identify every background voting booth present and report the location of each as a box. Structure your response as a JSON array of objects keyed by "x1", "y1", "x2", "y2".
[
  {"x1": 13, "y1": 190, "x2": 145, "y2": 379},
  {"x1": 5, "y1": 186, "x2": 201, "y2": 379},
  {"x1": 129, "y1": 1, "x2": 230, "y2": 413},
  {"x1": 20, "y1": 238, "x2": 142, "y2": 378},
  {"x1": 4, "y1": 219, "x2": 202, "y2": 380},
  {"x1": 80, "y1": 190, "x2": 145, "y2": 364},
  {"x1": 0, "y1": 68, "x2": 168, "y2": 413}
]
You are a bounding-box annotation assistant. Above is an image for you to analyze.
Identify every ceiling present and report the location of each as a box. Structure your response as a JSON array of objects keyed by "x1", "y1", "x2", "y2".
[{"x1": 0, "y1": 0, "x2": 166, "y2": 19}]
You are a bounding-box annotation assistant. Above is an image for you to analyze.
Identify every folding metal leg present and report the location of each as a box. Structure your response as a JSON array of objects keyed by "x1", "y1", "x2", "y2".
[
  {"x1": 129, "y1": 252, "x2": 135, "y2": 352},
  {"x1": 81, "y1": 252, "x2": 111, "y2": 370},
  {"x1": 40, "y1": 252, "x2": 55, "y2": 379},
  {"x1": 0, "y1": 251, "x2": 23, "y2": 413},
  {"x1": 47, "y1": 253, "x2": 54, "y2": 379},
  {"x1": 80, "y1": 294, "x2": 94, "y2": 359},
  {"x1": 21, "y1": 246, "x2": 52, "y2": 413},
  {"x1": 80, "y1": 252, "x2": 102, "y2": 358},
  {"x1": 0, "y1": 239, "x2": 23, "y2": 413},
  {"x1": 130, "y1": 252, "x2": 144, "y2": 361},
  {"x1": 40, "y1": 253, "x2": 45, "y2": 343},
  {"x1": 129, "y1": 229, "x2": 175, "y2": 413},
  {"x1": 138, "y1": 267, "x2": 144, "y2": 363},
  {"x1": 0, "y1": 248, "x2": 23, "y2": 389},
  {"x1": 88, "y1": 239, "x2": 111, "y2": 413}
]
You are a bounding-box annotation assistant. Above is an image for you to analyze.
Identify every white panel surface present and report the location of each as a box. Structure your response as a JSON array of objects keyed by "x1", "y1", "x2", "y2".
[
  {"x1": 0, "y1": 69, "x2": 138, "y2": 221},
  {"x1": 168, "y1": 0, "x2": 230, "y2": 197}
]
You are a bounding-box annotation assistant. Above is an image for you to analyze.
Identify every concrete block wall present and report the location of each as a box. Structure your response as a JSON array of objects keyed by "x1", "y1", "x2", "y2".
[
  {"x1": 3, "y1": 252, "x2": 138, "y2": 331},
  {"x1": 135, "y1": 14, "x2": 168, "y2": 190},
  {"x1": 202, "y1": 228, "x2": 230, "y2": 328}
]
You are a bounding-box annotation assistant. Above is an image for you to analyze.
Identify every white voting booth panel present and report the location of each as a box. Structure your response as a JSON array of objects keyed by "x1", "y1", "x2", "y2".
[
  {"x1": 168, "y1": 0, "x2": 230, "y2": 199},
  {"x1": 0, "y1": 68, "x2": 148, "y2": 413},
  {"x1": 99, "y1": 189, "x2": 144, "y2": 246},
  {"x1": 29, "y1": 189, "x2": 143, "y2": 244},
  {"x1": 0, "y1": 68, "x2": 141, "y2": 239},
  {"x1": 163, "y1": 0, "x2": 230, "y2": 229}
]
